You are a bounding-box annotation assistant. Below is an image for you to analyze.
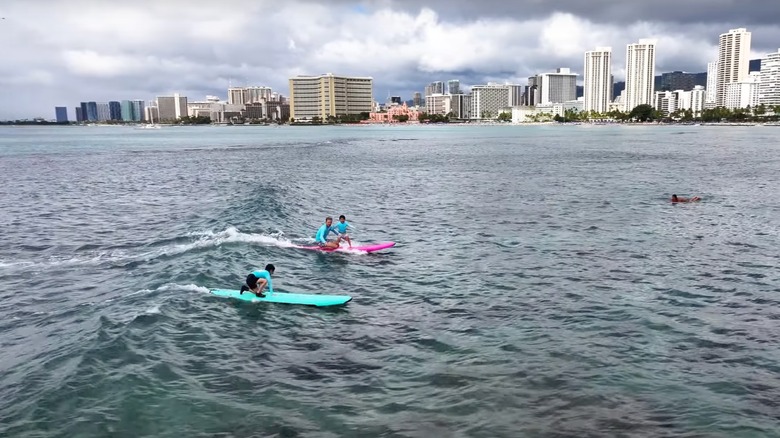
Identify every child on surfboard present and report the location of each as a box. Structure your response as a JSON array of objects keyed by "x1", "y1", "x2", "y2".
[
  {"x1": 239, "y1": 264, "x2": 275, "y2": 297},
  {"x1": 334, "y1": 214, "x2": 355, "y2": 248}
]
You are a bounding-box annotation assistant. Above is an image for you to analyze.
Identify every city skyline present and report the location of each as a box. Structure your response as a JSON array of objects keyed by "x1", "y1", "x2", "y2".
[{"x1": 1, "y1": 0, "x2": 780, "y2": 119}]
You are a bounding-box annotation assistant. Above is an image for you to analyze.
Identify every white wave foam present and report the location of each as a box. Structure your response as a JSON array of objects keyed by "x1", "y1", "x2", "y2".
[
  {"x1": 145, "y1": 305, "x2": 161, "y2": 314},
  {"x1": 156, "y1": 283, "x2": 211, "y2": 294},
  {"x1": 161, "y1": 226, "x2": 298, "y2": 257}
]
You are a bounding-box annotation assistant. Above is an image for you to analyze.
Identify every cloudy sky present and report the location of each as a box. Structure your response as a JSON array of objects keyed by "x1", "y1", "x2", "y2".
[{"x1": 1, "y1": 0, "x2": 779, "y2": 120}]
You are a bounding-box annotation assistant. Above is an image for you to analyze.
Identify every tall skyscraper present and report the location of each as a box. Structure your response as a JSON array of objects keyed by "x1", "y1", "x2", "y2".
[
  {"x1": 86, "y1": 102, "x2": 98, "y2": 122},
  {"x1": 624, "y1": 39, "x2": 657, "y2": 112},
  {"x1": 131, "y1": 100, "x2": 146, "y2": 122},
  {"x1": 96, "y1": 103, "x2": 110, "y2": 121},
  {"x1": 413, "y1": 92, "x2": 423, "y2": 106},
  {"x1": 759, "y1": 49, "x2": 780, "y2": 106},
  {"x1": 706, "y1": 61, "x2": 719, "y2": 106},
  {"x1": 121, "y1": 100, "x2": 134, "y2": 121},
  {"x1": 54, "y1": 107, "x2": 68, "y2": 123},
  {"x1": 447, "y1": 80, "x2": 460, "y2": 95},
  {"x1": 109, "y1": 101, "x2": 122, "y2": 121},
  {"x1": 584, "y1": 47, "x2": 613, "y2": 113},
  {"x1": 716, "y1": 28, "x2": 752, "y2": 107},
  {"x1": 75, "y1": 107, "x2": 84, "y2": 122},
  {"x1": 288, "y1": 73, "x2": 373, "y2": 120}
]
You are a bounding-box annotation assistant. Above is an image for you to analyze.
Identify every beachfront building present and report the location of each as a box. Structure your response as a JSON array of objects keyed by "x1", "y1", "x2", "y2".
[
  {"x1": 583, "y1": 47, "x2": 613, "y2": 114},
  {"x1": 145, "y1": 105, "x2": 159, "y2": 123},
  {"x1": 654, "y1": 86, "x2": 707, "y2": 117},
  {"x1": 470, "y1": 84, "x2": 510, "y2": 120},
  {"x1": 288, "y1": 73, "x2": 373, "y2": 121},
  {"x1": 367, "y1": 102, "x2": 420, "y2": 123},
  {"x1": 187, "y1": 96, "x2": 250, "y2": 123},
  {"x1": 96, "y1": 103, "x2": 110, "y2": 122},
  {"x1": 449, "y1": 93, "x2": 471, "y2": 119},
  {"x1": 538, "y1": 68, "x2": 578, "y2": 105},
  {"x1": 156, "y1": 94, "x2": 188, "y2": 122},
  {"x1": 75, "y1": 107, "x2": 84, "y2": 122},
  {"x1": 131, "y1": 100, "x2": 145, "y2": 122},
  {"x1": 706, "y1": 61, "x2": 719, "y2": 108},
  {"x1": 506, "y1": 84, "x2": 523, "y2": 107},
  {"x1": 536, "y1": 99, "x2": 584, "y2": 118},
  {"x1": 121, "y1": 100, "x2": 134, "y2": 121},
  {"x1": 759, "y1": 49, "x2": 780, "y2": 106},
  {"x1": 55, "y1": 107, "x2": 68, "y2": 123},
  {"x1": 724, "y1": 71, "x2": 760, "y2": 109},
  {"x1": 228, "y1": 86, "x2": 274, "y2": 105},
  {"x1": 716, "y1": 28, "x2": 752, "y2": 107},
  {"x1": 624, "y1": 39, "x2": 656, "y2": 112},
  {"x1": 425, "y1": 93, "x2": 448, "y2": 115}
]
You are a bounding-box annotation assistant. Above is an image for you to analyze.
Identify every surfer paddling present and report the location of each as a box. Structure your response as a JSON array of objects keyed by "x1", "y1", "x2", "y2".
[
  {"x1": 671, "y1": 194, "x2": 701, "y2": 203},
  {"x1": 239, "y1": 264, "x2": 275, "y2": 297},
  {"x1": 315, "y1": 216, "x2": 340, "y2": 249}
]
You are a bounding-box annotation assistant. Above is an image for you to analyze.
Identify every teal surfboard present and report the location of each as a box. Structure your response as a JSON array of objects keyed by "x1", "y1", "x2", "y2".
[{"x1": 209, "y1": 289, "x2": 352, "y2": 307}]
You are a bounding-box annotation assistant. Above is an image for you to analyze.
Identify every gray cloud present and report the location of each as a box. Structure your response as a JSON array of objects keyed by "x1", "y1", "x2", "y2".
[{"x1": 1, "y1": 0, "x2": 778, "y2": 119}]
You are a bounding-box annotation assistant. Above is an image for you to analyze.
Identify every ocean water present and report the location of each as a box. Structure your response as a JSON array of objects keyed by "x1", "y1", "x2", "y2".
[{"x1": 1, "y1": 124, "x2": 779, "y2": 438}]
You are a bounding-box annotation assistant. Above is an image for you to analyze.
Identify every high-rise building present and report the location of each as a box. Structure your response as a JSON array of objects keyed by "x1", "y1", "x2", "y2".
[
  {"x1": 523, "y1": 76, "x2": 541, "y2": 106},
  {"x1": 448, "y1": 93, "x2": 471, "y2": 119},
  {"x1": 506, "y1": 84, "x2": 523, "y2": 106},
  {"x1": 121, "y1": 100, "x2": 134, "y2": 121},
  {"x1": 537, "y1": 68, "x2": 578, "y2": 104},
  {"x1": 96, "y1": 103, "x2": 110, "y2": 121},
  {"x1": 724, "y1": 71, "x2": 760, "y2": 109},
  {"x1": 288, "y1": 73, "x2": 373, "y2": 120},
  {"x1": 706, "y1": 61, "x2": 719, "y2": 106},
  {"x1": 659, "y1": 71, "x2": 698, "y2": 91},
  {"x1": 424, "y1": 81, "x2": 444, "y2": 96},
  {"x1": 759, "y1": 49, "x2": 780, "y2": 106},
  {"x1": 624, "y1": 39, "x2": 657, "y2": 112},
  {"x1": 584, "y1": 47, "x2": 613, "y2": 114},
  {"x1": 109, "y1": 101, "x2": 122, "y2": 121},
  {"x1": 425, "y1": 93, "x2": 448, "y2": 115},
  {"x1": 157, "y1": 94, "x2": 188, "y2": 121},
  {"x1": 413, "y1": 92, "x2": 423, "y2": 107},
  {"x1": 447, "y1": 80, "x2": 460, "y2": 95},
  {"x1": 228, "y1": 86, "x2": 274, "y2": 105},
  {"x1": 469, "y1": 84, "x2": 510, "y2": 119},
  {"x1": 716, "y1": 28, "x2": 752, "y2": 107},
  {"x1": 55, "y1": 107, "x2": 68, "y2": 123},
  {"x1": 131, "y1": 100, "x2": 146, "y2": 122},
  {"x1": 86, "y1": 102, "x2": 98, "y2": 122},
  {"x1": 75, "y1": 107, "x2": 84, "y2": 122}
]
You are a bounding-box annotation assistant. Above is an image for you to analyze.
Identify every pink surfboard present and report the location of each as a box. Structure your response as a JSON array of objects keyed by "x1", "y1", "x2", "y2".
[{"x1": 295, "y1": 241, "x2": 395, "y2": 253}]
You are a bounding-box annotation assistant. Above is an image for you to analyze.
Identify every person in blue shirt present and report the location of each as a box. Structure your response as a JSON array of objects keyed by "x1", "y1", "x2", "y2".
[
  {"x1": 334, "y1": 214, "x2": 355, "y2": 248},
  {"x1": 239, "y1": 264, "x2": 275, "y2": 297},
  {"x1": 315, "y1": 216, "x2": 340, "y2": 249}
]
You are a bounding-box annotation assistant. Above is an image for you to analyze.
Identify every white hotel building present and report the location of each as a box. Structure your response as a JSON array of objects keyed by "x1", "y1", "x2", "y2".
[
  {"x1": 470, "y1": 84, "x2": 510, "y2": 120},
  {"x1": 583, "y1": 47, "x2": 613, "y2": 114},
  {"x1": 759, "y1": 49, "x2": 780, "y2": 106},
  {"x1": 288, "y1": 73, "x2": 373, "y2": 120},
  {"x1": 623, "y1": 39, "x2": 657, "y2": 112},
  {"x1": 716, "y1": 28, "x2": 752, "y2": 107}
]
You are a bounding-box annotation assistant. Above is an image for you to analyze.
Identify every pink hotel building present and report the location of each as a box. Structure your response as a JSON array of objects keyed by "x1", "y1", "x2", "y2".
[{"x1": 366, "y1": 102, "x2": 421, "y2": 123}]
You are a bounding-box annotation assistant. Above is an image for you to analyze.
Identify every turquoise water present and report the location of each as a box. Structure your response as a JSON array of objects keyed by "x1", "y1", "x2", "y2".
[{"x1": 1, "y1": 124, "x2": 779, "y2": 437}]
